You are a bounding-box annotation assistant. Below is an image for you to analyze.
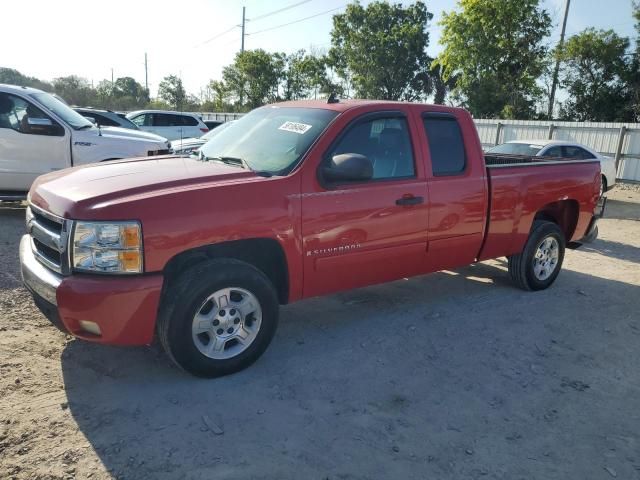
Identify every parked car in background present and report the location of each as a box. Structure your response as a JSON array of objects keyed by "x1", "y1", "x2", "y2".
[
  {"x1": 74, "y1": 107, "x2": 139, "y2": 130},
  {"x1": 204, "y1": 120, "x2": 222, "y2": 130},
  {"x1": 126, "y1": 110, "x2": 208, "y2": 140},
  {"x1": 21, "y1": 99, "x2": 603, "y2": 377},
  {"x1": 170, "y1": 120, "x2": 234, "y2": 154},
  {"x1": 0, "y1": 84, "x2": 170, "y2": 199},
  {"x1": 487, "y1": 140, "x2": 616, "y2": 196}
]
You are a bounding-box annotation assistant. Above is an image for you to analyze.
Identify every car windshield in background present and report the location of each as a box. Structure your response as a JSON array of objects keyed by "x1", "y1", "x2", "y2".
[
  {"x1": 199, "y1": 107, "x2": 338, "y2": 175},
  {"x1": 30, "y1": 92, "x2": 94, "y2": 130},
  {"x1": 200, "y1": 120, "x2": 233, "y2": 141},
  {"x1": 487, "y1": 143, "x2": 543, "y2": 156}
]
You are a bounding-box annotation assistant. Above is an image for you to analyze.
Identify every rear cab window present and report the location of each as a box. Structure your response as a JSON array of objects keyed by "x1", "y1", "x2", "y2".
[{"x1": 422, "y1": 113, "x2": 466, "y2": 176}]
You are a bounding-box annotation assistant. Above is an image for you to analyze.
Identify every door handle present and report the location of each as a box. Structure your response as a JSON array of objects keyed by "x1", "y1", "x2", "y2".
[{"x1": 396, "y1": 195, "x2": 424, "y2": 206}]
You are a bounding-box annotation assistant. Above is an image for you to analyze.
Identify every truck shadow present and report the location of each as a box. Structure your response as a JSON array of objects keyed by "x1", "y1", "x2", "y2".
[
  {"x1": 60, "y1": 262, "x2": 640, "y2": 479},
  {"x1": 603, "y1": 197, "x2": 640, "y2": 221},
  {"x1": 580, "y1": 238, "x2": 640, "y2": 264}
]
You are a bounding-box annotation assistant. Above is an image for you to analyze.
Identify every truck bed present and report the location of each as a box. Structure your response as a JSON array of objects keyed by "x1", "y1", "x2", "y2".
[
  {"x1": 484, "y1": 153, "x2": 598, "y2": 167},
  {"x1": 479, "y1": 154, "x2": 600, "y2": 261}
]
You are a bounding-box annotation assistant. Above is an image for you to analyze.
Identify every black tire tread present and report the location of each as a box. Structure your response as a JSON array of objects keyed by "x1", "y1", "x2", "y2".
[
  {"x1": 157, "y1": 258, "x2": 278, "y2": 377},
  {"x1": 507, "y1": 220, "x2": 565, "y2": 291}
]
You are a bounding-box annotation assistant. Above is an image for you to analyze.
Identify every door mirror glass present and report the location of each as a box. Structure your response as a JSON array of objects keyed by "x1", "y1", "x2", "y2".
[
  {"x1": 27, "y1": 117, "x2": 53, "y2": 127},
  {"x1": 323, "y1": 153, "x2": 373, "y2": 182},
  {"x1": 26, "y1": 116, "x2": 63, "y2": 136}
]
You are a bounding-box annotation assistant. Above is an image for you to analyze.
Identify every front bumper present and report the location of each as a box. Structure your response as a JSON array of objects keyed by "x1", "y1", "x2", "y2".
[{"x1": 20, "y1": 235, "x2": 164, "y2": 345}]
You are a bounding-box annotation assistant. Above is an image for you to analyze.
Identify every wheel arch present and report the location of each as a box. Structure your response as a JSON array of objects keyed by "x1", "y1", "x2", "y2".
[
  {"x1": 533, "y1": 199, "x2": 579, "y2": 241},
  {"x1": 162, "y1": 238, "x2": 290, "y2": 304}
]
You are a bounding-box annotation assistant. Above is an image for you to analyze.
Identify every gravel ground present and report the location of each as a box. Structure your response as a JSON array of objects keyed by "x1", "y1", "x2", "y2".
[{"x1": 0, "y1": 187, "x2": 639, "y2": 480}]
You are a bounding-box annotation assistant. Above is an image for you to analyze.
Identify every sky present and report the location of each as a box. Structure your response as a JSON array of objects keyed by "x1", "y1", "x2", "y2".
[{"x1": 1, "y1": 0, "x2": 638, "y2": 98}]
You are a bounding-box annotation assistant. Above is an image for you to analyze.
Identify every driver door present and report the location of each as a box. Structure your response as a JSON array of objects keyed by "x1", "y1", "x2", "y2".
[
  {"x1": 301, "y1": 110, "x2": 429, "y2": 297},
  {"x1": 0, "y1": 92, "x2": 70, "y2": 192}
]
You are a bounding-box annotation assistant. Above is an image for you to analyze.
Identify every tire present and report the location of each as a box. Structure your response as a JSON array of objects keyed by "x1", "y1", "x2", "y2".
[
  {"x1": 507, "y1": 221, "x2": 566, "y2": 291},
  {"x1": 157, "y1": 258, "x2": 279, "y2": 378}
]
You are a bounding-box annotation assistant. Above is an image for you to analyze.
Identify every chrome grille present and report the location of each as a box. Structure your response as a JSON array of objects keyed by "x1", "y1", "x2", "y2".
[{"x1": 26, "y1": 204, "x2": 72, "y2": 275}]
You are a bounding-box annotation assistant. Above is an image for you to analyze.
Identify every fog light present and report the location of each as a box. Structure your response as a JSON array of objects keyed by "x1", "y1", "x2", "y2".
[{"x1": 79, "y1": 320, "x2": 101, "y2": 336}]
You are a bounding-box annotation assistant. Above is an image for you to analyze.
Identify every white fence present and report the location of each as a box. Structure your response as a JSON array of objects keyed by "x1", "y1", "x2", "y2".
[
  {"x1": 475, "y1": 119, "x2": 640, "y2": 182},
  {"x1": 199, "y1": 113, "x2": 640, "y2": 182}
]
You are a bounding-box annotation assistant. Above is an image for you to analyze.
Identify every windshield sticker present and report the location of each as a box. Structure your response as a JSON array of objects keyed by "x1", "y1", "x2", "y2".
[{"x1": 279, "y1": 121, "x2": 312, "y2": 135}]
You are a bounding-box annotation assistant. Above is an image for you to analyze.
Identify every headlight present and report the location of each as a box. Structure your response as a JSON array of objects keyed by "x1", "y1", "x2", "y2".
[{"x1": 72, "y1": 221, "x2": 143, "y2": 274}]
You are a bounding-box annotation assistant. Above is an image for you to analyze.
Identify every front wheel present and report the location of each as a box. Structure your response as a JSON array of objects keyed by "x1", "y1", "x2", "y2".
[
  {"x1": 507, "y1": 221, "x2": 566, "y2": 291},
  {"x1": 157, "y1": 258, "x2": 279, "y2": 377}
]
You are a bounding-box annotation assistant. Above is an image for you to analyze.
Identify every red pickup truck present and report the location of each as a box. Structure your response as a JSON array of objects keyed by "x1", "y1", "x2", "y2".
[{"x1": 20, "y1": 100, "x2": 603, "y2": 377}]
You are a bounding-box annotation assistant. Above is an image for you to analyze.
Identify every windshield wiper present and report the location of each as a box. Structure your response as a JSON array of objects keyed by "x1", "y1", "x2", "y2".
[
  {"x1": 201, "y1": 154, "x2": 250, "y2": 170},
  {"x1": 200, "y1": 153, "x2": 275, "y2": 177}
]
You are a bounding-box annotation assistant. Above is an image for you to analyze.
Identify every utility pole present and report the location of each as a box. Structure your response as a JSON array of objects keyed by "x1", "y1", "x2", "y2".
[
  {"x1": 144, "y1": 53, "x2": 148, "y2": 93},
  {"x1": 241, "y1": 6, "x2": 246, "y2": 52},
  {"x1": 240, "y1": 6, "x2": 246, "y2": 106},
  {"x1": 547, "y1": 0, "x2": 570, "y2": 119},
  {"x1": 111, "y1": 68, "x2": 114, "y2": 84}
]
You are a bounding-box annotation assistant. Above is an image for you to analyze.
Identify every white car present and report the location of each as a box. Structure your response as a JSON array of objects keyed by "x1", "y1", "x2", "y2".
[
  {"x1": 487, "y1": 139, "x2": 616, "y2": 196},
  {"x1": 126, "y1": 110, "x2": 209, "y2": 141},
  {"x1": 170, "y1": 120, "x2": 235, "y2": 154},
  {"x1": 0, "y1": 84, "x2": 170, "y2": 199}
]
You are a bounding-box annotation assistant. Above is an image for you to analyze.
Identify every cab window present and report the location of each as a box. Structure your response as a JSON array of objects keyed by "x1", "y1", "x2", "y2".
[
  {"x1": 330, "y1": 115, "x2": 415, "y2": 180},
  {"x1": 422, "y1": 114, "x2": 466, "y2": 176},
  {"x1": 0, "y1": 93, "x2": 62, "y2": 136}
]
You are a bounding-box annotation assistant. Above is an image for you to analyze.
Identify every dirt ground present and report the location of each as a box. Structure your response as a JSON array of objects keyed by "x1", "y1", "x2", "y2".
[{"x1": 0, "y1": 186, "x2": 639, "y2": 480}]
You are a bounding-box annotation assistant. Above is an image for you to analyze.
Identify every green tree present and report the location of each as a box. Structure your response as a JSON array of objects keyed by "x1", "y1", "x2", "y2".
[
  {"x1": 222, "y1": 49, "x2": 282, "y2": 109},
  {"x1": 626, "y1": 2, "x2": 640, "y2": 121},
  {"x1": 328, "y1": 1, "x2": 432, "y2": 100},
  {"x1": 114, "y1": 77, "x2": 149, "y2": 105},
  {"x1": 556, "y1": 29, "x2": 631, "y2": 121},
  {"x1": 428, "y1": 62, "x2": 457, "y2": 105},
  {"x1": 436, "y1": 0, "x2": 551, "y2": 118},
  {"x1": 280, "y1": 50, "x2": 331, "y2": 100},
  {"x1": 51, "y1": 75, "x2": 96, "y2": 106},
  {"x1": 0, "y1": 68, "x2": 52, "y2": 91},
  {"x1": 158, "y1": 75, "x2": 186, "y2": 110},
  {"x1": 204, "y1": 80, "x2": 230, "y2": 111}
]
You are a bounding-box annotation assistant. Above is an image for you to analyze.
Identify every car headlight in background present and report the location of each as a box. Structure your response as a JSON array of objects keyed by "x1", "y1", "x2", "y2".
[{"x1": 72, "y1": 221, "x2": 143, "y2": 273}]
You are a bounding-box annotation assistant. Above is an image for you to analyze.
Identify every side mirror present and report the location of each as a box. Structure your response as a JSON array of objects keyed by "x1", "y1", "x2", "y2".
[
  {"x1": 27, "y1": 117, "x2": 53, "y2": 127},
  {"x1": 322, "y1": 153, "x2": 373, "y2": 183},
  {"x1": 26, "y1": 117, "x2": 63, "y2": 136}
]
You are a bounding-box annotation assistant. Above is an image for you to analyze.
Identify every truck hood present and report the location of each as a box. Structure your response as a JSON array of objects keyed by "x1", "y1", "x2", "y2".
[
  {"x1": 29, "y1": 156, "x2": 259, "y2": 218},
  {"x1": 93, "y1": 126, "x2": 168, "y2": 143}
]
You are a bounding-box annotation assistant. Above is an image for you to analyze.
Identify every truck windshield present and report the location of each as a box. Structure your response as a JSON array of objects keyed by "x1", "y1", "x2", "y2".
[
  {"x1": 30, "y1": 92, "x2": 94, "y2": 130},
  {"x1": 487, "y1": 143, "x2": 543, "y2": 156},
  {"x1": 198, "y1": 106, "x2": 338, "y2": 175}
]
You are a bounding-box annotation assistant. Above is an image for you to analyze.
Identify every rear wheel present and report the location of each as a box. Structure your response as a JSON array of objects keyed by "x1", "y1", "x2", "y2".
[
  {"x1": 508, "y1": 221, "x2": 565, "y2": 291},
  {"x1": 157, "y1": 258, "x2": 279, "y2": 377}
]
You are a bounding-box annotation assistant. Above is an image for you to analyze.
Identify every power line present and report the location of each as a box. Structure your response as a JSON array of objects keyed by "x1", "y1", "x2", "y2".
[
  {"x1": 249, "y1": 0, "x2": 313, "y2": 22},
  {"x1": 195, "y1": 25, "x2": 238, "y2": 47},
  {"x1": 248, "y1": 5, "x2": 347, "y2": 36}
]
